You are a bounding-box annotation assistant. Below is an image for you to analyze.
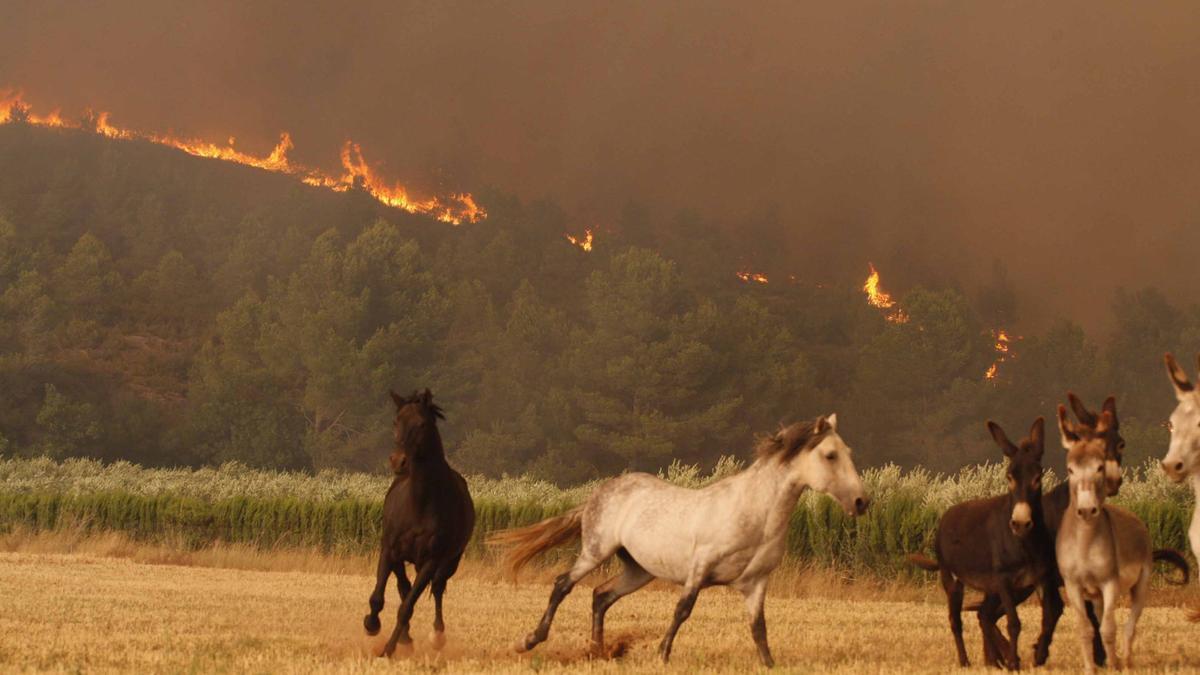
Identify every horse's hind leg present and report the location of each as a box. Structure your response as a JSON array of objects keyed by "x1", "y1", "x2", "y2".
[
  {"x1": 364, "y1": 550, "x2": 392, "y2": 636},
  {"x1": 738, "y1": 576, "x2": 774, "y2": 668},
  {"x1": 591, "y1": 550, "x2": 654, "y2": 657},
  {"x1": 519, "y1": 548, "x2": 610, "y2": 652},
  {"x1": 381, "y1": 559, "x2": 438, "y2": 657},
  {"x1": 942, "y1": 570, "x2": 968, "y2": 667}
]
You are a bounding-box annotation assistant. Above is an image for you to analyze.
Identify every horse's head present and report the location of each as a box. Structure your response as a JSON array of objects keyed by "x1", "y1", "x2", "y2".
[
  {"x1": 1063, "y1": 393, "x2": 1124, "y2": 495},
  {"x1": 1058, "y1": 403, "x2": 1112, "y2": 522},
  {"x1": 986, "y1": 417, "x2": 1044, "y2": 537},
  {"x1": 1162, "y1": 353, "x2": 1200, "y2": 483},
  {"x1": 388, "y1": 388, "x2": 445, "y2": 471},
  {"x1": 759, "y1": 414, "x2": 869, "y2": 516}
]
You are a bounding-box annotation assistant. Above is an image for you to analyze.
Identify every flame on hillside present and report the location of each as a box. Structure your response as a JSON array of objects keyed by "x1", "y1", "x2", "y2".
[
  {"x1": 736, "y1": 270, "x2": 769, "y2": 284},
  {"x1": 0, "y1": 90, "x2": 484, "y2": 225},
  {"x1": 863, "y1": 263, "x2": 909, "y2": 323},
  {"x1": 565, "y1": 229, "x2": 594, "y2": 252},
  {"x1": 984, "y1": 329, "x2": 1016, "y2": 381}
]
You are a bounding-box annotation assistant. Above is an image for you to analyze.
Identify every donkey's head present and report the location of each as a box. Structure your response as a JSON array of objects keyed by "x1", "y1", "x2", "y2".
[
  {"x1": 758, "y1": 414, "x2": 869, "y2": 516},
  {"x1": 986, "y1": 417, "x2": 1045, "y2": 537},
  {"x1": 388, "y1": 388, "x2": 445, "y2": 471},
  {"x1": 1065, "y1": 393, "x2": 1124, "y2": 496},
  {"x1": 1059, "y1": 404, "x2": 1112, "y2": 522},
  {"x1": 1162, "y1": 354, "x2": 1200, "y2": 483}
]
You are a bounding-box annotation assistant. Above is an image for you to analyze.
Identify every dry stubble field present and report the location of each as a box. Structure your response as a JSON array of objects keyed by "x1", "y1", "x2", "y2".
[{"x1": 2, "y1": 551, "x2": 1200, "y2": 674}]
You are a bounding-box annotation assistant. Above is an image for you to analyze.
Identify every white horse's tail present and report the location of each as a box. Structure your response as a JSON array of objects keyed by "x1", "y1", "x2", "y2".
[{"x1": 488, "y1": 507, "x2": 583, "y2": 580}]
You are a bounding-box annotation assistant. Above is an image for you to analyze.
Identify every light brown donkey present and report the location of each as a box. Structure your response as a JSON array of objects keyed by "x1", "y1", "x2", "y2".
[{"x1": 1055, "y1": 405, "x2": 1152, "y2": 672}]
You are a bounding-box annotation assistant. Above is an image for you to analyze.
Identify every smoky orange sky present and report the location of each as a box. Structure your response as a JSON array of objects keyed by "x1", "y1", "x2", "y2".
[{"x1": 3, "y1": 1, "x2": 1199, "y2": 331}]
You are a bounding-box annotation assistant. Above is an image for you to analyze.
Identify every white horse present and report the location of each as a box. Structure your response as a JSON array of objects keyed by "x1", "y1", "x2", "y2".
[
  {"x1": 489, "y1": 414, "x2": 869, "y2": 667},
  {"x1": 1161, "y1": 353, "x2": 1200, "y2": 618}
]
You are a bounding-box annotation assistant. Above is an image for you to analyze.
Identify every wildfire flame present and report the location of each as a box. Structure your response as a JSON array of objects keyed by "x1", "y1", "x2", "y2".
[
  {"x1": 0, "y1": 90, "x2": 485, "y2": 225},
  {"x1": 565, "y1": 229, "x2": 594, "y2": 252},
  {"x1": 984, "y1": 329, "x2": 1015, "y2": 381},
  {"x1": 736, "y1": 270, "x2": 769, "y2": 284},
  {"x1": 863, "y1": 263, "x2": 909, "y2": 323}
]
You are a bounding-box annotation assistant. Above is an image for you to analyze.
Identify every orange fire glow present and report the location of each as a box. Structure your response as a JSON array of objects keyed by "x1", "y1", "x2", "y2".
[
  {"x1": 0, "y1": 90, "x2": 485, "y2": 225},
  {"x1": 565, "y1": 229, "x2": 594, "y2": 252},
  {"x1": 863, "y1": 263, "x2": 909, "y2": 323},
  {"x1": 984, "y1": 329, "x2": 1015, "y2": 381},
  {"x1": 736, "y1": 270, "x2": 769, "y2": 284}
]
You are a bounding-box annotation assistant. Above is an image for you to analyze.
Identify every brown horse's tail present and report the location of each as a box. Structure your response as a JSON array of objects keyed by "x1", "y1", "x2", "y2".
[
  {"x1": 907, "y1": 553, "x2": 939, "y2": 572},
  {"x1": 488, "y1": 507, "x2": 583, "y2": 581},
  {"x1": 1153, "y1": 548, "x2": 1190, "y2": 587}
]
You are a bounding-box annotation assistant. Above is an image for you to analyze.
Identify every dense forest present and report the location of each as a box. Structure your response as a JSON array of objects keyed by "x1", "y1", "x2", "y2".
[{"x1": 0, "y1": 123, "x2": 1194, "y2": 483}]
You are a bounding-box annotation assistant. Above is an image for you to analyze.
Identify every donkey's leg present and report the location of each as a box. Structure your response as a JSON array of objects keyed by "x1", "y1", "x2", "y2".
[
  {"x1": 942, "y1": 570, "x2": 969, "y2": 667},
  {"x1": 738, "y1": 577, "x2": 774, "y2": 668},
  {"x1": 1097, "y1": 582, "x2": 1119, "y2": 672},
  {"x1": 996, "y1": 584, "x2": 1023, "y2": 671},
  {"x1": 1122, "y1": 566, "x2": 1149, "y2": 669},
  {"x1": 364, "y1": 549, "x2": 392, "y2": 636},
  {"x1": 519, "y1": 548, "x2": 610, "y2": 652},
  {"x1": 658, "y1": 561, "x2": 712, "y2": 664},
  {"x1": 591, "y1": 550, "x2": 654, "y2": 657},
  {"x1": 1034, "y1": 578, "x2": 1062, "y2": 666},
  {"x1": 1084, "y1": 600, "x2": 1106, "y2": 666},
  {"x1": 381, "y1": 559, "x2": 438, "y2": 657},
  {"x1": 977, "y1": 593, "x2": 1005, "y2": 668},
  {"x1": 1063, "y1": 582, "x2": 1096, "y2": 674},
  {"x1": 395, "y1": 564, "x2": 412, "y2": 601}
]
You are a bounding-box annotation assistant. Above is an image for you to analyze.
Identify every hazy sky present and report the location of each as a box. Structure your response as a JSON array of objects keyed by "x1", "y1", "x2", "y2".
[{"x1": 3, "y1": 1, "x2": 1199, "y2": 330}]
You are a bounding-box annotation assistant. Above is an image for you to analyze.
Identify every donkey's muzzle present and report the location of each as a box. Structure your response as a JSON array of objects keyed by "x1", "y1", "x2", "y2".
[
  {"x1": 1162, "y1": 460, "x2": 1187, "y2": 483},
  {"x1": 1076, "y1": 506, "x2": 1099, "y2": 520},
  {"x1": 1009, "y1": 518, "x2": 1033, "y2": 536},
  {"x1": 854, "y1": 496, "x2": 870, "y2": 515}
]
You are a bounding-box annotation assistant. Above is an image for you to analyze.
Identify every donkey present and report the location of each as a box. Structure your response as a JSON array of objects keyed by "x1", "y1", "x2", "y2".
[
  {"x1": 909, "y1": 417, "x2": 1049, "y2": 670},
  {"x1": 1055, "y1": 404, "x2": 1185, "y2": 672},
  {"x1": 1161, "y1": 353, "x2": 1200, "y2": 619},
  {"x1": 489, "y1": 414, "x2": 868, "y2": 667},
  {"x1": 362, "y1": 389, "x2": 475, "y2": 657}
]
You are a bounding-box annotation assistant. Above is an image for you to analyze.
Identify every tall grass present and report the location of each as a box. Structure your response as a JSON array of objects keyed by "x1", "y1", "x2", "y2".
[{"x1": 0, "y1": 456, "x2": 1192, "y2": 577}]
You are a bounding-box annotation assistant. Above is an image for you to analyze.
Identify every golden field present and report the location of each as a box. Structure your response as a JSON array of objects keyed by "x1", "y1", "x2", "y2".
[{"x1": 1, "y1": 543, "x2": 1199, "y2": 673}]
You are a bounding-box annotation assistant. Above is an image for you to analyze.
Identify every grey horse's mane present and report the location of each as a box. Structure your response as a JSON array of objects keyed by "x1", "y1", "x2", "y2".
[{"x1": 754, "y1": 417, "x2": 831, "y2": 462}]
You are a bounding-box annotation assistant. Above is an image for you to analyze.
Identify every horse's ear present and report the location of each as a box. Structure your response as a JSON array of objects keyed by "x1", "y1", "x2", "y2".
[
  {"x1": 826, "y1": 413, "x2": 838, "y2": 432},
  {"x1": 1067, "y1": 392, "x2": 1097, "y2": 427},
  {"x1": 389, "y1": 389, "x2": 404, "y2": 409},
  {"x1": 1029, "y1": 417, "x2": 1045, "y2": 459},
  {"x1": 1165, "y1": 353, "x2": 1195, "y2": 400},
  {"x1": 1056, "y1": 404, "x2": 1079, "y2": 449},
  {"x1": 987, "y1": 421, "x2": 1017, "y2": 458}
]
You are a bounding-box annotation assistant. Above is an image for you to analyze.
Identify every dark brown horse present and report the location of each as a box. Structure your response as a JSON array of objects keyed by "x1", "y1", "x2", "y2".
[
  {"x1": 909, "y1": 417, "x2": 1049, "y2": 670},
  {"x1": 363, "y1": 389, "x2": 475, "y2": 657}
]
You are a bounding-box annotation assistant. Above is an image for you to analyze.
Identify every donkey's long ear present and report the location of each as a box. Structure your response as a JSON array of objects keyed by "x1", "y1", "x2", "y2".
[
  {"x1": 987, "y1": 421, "x2": 1018, "y2": 458},
  {"x1": 1067, "y1": 392, "x2": 1097, "y2": 427},
  {"x1": 1096, "y1": 409, "x2": 1114, "y2": 435},
  {"x1": 421, "y1": 388, "x2": 434, "y2": 407},
  {"x1": 1100, "y1": 396, "x2": 1118, "y2": 429},
  {"x1": 1057, "y1": 404, "x2": 1079, "y2": 449},
  {"x1": 1029, "y1": 417, "x2": 1046, "y2": 460},
  {"x1": 1165, "y1": 353, "x2": 1195, "y2": 401},
  {"x1": 826, "y1": 413, "x2": 838, "y2": 432},
  {"x1": 389, "y1": 389, "x2": 405, "y2": 409}
]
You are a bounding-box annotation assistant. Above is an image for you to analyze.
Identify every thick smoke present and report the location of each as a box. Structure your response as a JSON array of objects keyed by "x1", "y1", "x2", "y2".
[{"x1": 2, "y1": 1, "x2": 1198, "y2": 330}]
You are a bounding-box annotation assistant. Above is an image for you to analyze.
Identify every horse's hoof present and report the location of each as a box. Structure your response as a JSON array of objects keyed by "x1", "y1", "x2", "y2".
[
  {"x1": 430, "y1": 630, "x2": 446, "y2": 651},
  {"x1": 363, "y1": 614, "x2": 381, "y2": 636}
]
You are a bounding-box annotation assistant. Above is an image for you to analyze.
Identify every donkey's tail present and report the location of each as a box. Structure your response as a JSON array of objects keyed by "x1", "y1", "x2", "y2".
[
  {"x1": 1153, "y1": 548, "x2": 1190, "y2": 586},
  {"x1": 906, "y1": 553, "x2": 939, "y2": 572},
  {"x1": 488, "y1": 507, "x2": 584, "y2": 581}
]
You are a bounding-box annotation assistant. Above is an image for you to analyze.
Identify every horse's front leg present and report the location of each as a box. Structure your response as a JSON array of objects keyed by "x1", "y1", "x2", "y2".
[
  {"x1": 658, "y1": 562, "x2": 711, "y2": 664},
  {"x1": 381, "y1": 560, "x2": 438, "y2": 657},
  {"x1": 738, "y1": 577, "x2": 774, "y2": 668},
  {"x1": 364, "y1": 549, "x2": 392, "y2": 636}
]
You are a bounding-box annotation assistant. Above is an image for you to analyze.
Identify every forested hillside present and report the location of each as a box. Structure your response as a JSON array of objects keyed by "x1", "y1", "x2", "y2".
[{"x1": 0, "y1": 123, "x2": 1193, "y2": 482}]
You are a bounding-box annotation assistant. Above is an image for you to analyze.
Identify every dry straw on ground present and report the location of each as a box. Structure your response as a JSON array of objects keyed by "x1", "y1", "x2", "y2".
[{"x1": 1, "y1": 545, "x2": 1198, "y2": 673}]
